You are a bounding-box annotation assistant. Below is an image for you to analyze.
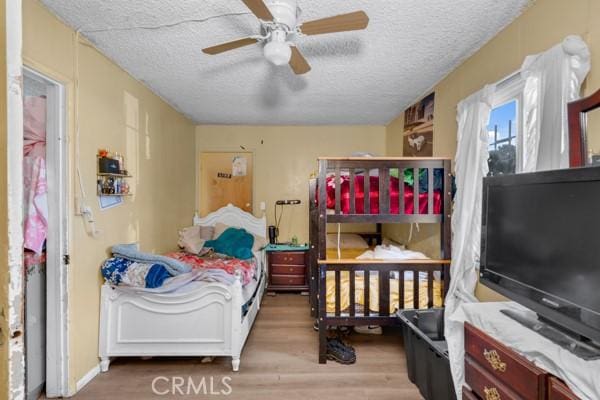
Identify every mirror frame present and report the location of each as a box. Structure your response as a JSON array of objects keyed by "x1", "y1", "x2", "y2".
[{"x1": 568, "y1": 88, "x2": 600, "y2": 167}]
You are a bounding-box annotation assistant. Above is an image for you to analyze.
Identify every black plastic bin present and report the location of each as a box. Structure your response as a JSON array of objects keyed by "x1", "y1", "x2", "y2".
[{"x1": 398, "y1": 309, "x2": 456, "y2": 400}]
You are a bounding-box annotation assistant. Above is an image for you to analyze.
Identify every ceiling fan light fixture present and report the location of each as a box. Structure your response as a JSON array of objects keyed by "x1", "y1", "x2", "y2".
[
  {"x1": 263, "y1": 30, "x2": 292, "y2": 65},
  {"x1": 263, "y1": 40, "x2": 291, "y2": 65},
  {"x1": 202, "y1": 0, "x2": 370, "y2": 75}
]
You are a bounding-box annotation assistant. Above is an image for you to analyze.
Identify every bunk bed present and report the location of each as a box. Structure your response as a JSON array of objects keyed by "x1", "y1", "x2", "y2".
[{"x1": 308, "y1": 157, "x2": 452, "y2": 363}]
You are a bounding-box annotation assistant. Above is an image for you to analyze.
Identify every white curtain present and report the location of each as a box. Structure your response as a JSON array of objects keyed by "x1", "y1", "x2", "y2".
[
  {"x1": 444, "y1": 35, "x2": 591, "y2": 398},
  {"x1": 520, "y1": 35, "x2": 591, "y2": 172},
  {"x1": 444, "y1": 84, "x2": 495, "y2": 398}
]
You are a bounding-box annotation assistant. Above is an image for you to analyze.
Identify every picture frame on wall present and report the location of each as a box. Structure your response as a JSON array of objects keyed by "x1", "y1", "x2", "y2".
[{"x1": 403, "y1": 92, "x2": 435, "y2": 157}]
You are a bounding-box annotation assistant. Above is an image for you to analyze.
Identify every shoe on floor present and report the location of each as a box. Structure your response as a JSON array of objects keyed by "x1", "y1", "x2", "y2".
[
  {"x1": 329, "y1": 337, "x2": 356, "y2": 353},
  {"x1": 326, "y1": 338, "x2": 356, "y2": 365},
  {"x1": 354, "y1": 325, "x2": 383, "y2": 335}
]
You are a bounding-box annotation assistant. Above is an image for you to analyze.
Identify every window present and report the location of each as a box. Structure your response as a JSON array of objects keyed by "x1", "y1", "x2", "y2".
[
  {"x1": 488, "y1": 100, "x2": 517, "y2": 175},
  {"x1": 487, "y1": 75, "x2": 524, "y2": 176}
]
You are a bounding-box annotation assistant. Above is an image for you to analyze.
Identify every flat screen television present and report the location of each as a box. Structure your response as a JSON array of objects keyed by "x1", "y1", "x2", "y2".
[{"x1": 480, "y1": 166, "x2": 600, "y2": 354}]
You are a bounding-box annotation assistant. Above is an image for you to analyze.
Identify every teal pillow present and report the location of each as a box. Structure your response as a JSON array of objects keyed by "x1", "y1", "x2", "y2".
[{"x1": 204, "y1": 227, "x2": 255, "y2": 260}]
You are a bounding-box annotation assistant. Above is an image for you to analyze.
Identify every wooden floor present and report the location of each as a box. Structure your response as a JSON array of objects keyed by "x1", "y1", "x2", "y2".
[{"x1": 72, "y1": 294, "x2": 423, "y2": 400}]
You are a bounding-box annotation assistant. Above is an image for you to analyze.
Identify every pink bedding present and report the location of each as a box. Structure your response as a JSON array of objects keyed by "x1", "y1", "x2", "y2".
[
  {"x1": 324, "y1": 175, "x2": 442, "y2": 215},
  {"x1": 166, "y1": 252, "x2": 256, "y2": 286}
]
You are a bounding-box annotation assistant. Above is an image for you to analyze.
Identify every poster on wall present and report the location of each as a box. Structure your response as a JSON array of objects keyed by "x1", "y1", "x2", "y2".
[
  {"x1": 232, "y1": 156, "x2": 247, "y2": 177},
  {"x1": 403, "y1": 92, "x2": 435, "y2": 157}
]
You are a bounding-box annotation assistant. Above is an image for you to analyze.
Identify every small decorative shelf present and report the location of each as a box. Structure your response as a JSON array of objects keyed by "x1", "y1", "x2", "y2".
[
  {"x1": 97, "y1": 152, "x2": 133, "y2": 197},
  {"x1": 97, "y1": 172, "x2": 133, "y2": 178}
]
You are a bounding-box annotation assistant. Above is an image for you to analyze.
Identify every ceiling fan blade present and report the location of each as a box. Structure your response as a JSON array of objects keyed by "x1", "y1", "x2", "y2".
[
  {"x1": 289, "y1": 47, "x2": 311, "y2": 75},
  {"x1": 241, "y1": 0, "x2": 274, "y2": 21},
  {"x1": 202, "y1": 37, "x2": 259, "y2": 55},
  {"x1": 300, "y1": 11, "x2": 369, "y2": 36}
]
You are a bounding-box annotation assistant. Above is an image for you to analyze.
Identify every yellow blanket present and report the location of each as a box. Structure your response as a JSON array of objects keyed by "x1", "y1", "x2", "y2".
[{"x1": 324, "y1": 247, "x2": 443, "y2": 313}]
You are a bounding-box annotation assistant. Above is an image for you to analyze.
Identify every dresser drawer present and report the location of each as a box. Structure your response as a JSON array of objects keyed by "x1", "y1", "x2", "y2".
[
  {"x1": 269, "y1": 252, "x2": 305, "y2": 266},
  {"x1": 270, "y1": 274, "x2": 305, "y2": 286},
  {"x1": 466, "y1": 356, "x2": 522, "y2": 400},
  {"x1": 271, "y1": 264, "x2": 305, "y2": 275},
  {"x1": 548, "y1": 378, "x2": 580, "y2": 400},
  {"x1": 465, "y1": 323, "x2": 546, "y2": 400},
  {"x1": 463, "y1": 387, "x2": 479, "y2": 400}
]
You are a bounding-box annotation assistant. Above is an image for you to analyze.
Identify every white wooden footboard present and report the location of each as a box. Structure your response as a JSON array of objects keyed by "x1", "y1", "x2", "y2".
[{"x1": 99, "y1": 277, "x2": 255, "y2": 372}]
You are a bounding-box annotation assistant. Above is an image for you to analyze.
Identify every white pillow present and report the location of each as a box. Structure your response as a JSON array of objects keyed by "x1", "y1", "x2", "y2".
[
  {"x1": 326, "y1": 233, "x2": 369, "y2": 249},
  {"x1": 178, "y1": 226, "x2": 206, "y2": 254}
]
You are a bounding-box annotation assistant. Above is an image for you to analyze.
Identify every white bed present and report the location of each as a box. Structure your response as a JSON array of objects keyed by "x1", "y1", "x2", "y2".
[{"x1": 98, "y1": 204, "x2": 267, "y2": 372}]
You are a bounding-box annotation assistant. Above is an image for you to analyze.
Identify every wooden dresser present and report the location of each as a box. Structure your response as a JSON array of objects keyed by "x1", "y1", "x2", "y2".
[
  {"x1": 463, "y1": 323, "x2": 580, "y2": 400},
  {"x1": 266, "y1": 245, "x2": 309, "y2": 292}
]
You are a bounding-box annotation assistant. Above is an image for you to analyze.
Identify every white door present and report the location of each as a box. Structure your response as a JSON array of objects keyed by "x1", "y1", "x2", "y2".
[{"x1": 23, "y1": 67, "x2": 69, "y2": 398}]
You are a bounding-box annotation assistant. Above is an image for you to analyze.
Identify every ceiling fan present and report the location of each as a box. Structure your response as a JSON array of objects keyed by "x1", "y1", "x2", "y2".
[{"x1": 202, "y1": 0, "x2": 370, "y2": 75}]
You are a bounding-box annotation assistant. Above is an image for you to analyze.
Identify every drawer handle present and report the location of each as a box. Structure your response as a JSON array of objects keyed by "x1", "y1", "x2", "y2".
[
  {"x1": 484, "y1": 386, "x2": 501, "y2": 400},
  {"x1": 483, "y1": 349, "x2": 506, "y2": 372},
  {"x1": 289, "y1": 267, "x2": 294, "y2": 272}
]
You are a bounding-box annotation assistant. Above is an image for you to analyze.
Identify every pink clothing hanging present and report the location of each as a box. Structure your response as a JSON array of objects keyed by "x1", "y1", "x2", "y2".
[{"x1": 23, "y1": 96, "x2": 48, "y2": 254}]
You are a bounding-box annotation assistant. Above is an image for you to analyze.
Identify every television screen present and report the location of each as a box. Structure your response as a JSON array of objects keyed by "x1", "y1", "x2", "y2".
[{"x1": 481, "y1": 167, "x2": 600, "y2": 342}]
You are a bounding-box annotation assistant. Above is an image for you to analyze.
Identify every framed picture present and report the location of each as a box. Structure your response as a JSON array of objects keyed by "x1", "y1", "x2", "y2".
[
  {"x1": 403, "y1": 92, "x2": 435, "y2": 157},
  {"x1": 99, "y1": 195, "x2": 123, "y2": 210},
  {"x1": 567, "y1": 88, "x2": 600, "y2": 166}
]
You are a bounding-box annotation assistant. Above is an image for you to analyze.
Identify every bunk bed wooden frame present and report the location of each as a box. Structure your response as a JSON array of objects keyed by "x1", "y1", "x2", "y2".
[{"x1": 308, "y1": 157, "x2": 453, "y2": 363}]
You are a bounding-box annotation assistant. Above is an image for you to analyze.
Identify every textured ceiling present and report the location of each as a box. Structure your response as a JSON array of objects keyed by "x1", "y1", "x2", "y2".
[{"x1": 41, "y1": 0, "x2": 530, "y2": 125}]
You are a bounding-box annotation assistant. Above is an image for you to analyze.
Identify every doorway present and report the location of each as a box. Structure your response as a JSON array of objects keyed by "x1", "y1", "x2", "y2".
[{"x1": 22, "y1": 67, "x2": 69, "y2": 399}]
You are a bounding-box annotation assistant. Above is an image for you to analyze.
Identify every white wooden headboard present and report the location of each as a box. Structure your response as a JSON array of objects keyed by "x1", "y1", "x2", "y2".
[{"x1": 194, "y1": 204, "x2": 267, "y2": 239}]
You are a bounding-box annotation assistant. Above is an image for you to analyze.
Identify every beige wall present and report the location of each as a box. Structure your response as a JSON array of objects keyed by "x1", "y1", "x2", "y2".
[
  {"x1": 384, "y1": 111, "x2": 445, "y2": 258},
  {"x1": 23, "y1": 0, "x2": 196, "y2": 391},
  {"x1": 385, "y1": 0, "x2": 600, "y2": 301},
  {"x1": 196, "y1": 125, "x2": 387, "y2": 244},
  {"x1": 1, "y1": 0, "x2": 9, "y2": 397}
]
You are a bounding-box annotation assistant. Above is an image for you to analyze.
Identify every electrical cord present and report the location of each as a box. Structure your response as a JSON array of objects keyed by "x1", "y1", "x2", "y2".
[
  {"x1": 274, "y1": 203, "x2": 284, "y2": 234},
  {"x1": 78, "y1": 12, "x2": 252, "y2": 34},
  {"x1": 74, "y1": 30, "x2": 100, "y2": 237}
]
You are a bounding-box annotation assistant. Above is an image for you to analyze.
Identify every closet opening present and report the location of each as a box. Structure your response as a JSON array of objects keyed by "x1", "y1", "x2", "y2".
[{"x1": 22, "y1": 67, "x2": 69, "y2": 399}]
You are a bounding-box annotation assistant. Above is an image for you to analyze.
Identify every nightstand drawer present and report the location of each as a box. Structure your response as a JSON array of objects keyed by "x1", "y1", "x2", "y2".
[
  {"x1": 466, "y1": 356, "x2": 522, "y2": 400},
  {"x1": 270, "y1": 274, "x2": 305, "y2": 286},
  {"x1": 271, "y1": 264, "x2": 305, "y2": 275},
  {"x1": 269, "y1": 252, "x2": 305, "y2": 265},
  {"x1": 465, "y1": 323, "x2": 546, "y2": 400}
]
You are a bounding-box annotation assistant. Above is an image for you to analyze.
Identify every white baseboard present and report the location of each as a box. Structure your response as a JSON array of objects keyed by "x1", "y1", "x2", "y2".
[{"x1": 75, "y1": 363, "x2": 100, "y2": 393}]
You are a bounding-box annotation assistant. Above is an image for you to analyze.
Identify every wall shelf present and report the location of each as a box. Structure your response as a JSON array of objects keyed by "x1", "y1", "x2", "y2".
[
  {"x1": 97, "y1": 172, "x2": 132, "y2": 178},
  {"x1": 97, "y1": 152, "x2": 132, "y2": 197}
]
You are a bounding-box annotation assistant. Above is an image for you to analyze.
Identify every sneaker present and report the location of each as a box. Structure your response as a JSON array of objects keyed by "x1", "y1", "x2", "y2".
[
  {"x1": 327, "y1": 338, "x2": 356, "y2": 364},
  {"x1": 329, "y1": 337, "x2": 356, "y2": 353},
  {"x1": 353, "y1": 325, "x2": 383, "y2": 335}
]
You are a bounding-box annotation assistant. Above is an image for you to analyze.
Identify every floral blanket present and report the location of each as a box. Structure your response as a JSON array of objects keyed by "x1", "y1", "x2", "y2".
[{"x1": 166, "y1": 252, "x2": 257, "y2": 286}]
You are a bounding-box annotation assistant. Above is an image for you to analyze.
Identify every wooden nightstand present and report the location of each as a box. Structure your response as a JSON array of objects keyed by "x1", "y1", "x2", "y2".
[{"x1": 266, "y1": 244, "x2": 309, "y2": 293}]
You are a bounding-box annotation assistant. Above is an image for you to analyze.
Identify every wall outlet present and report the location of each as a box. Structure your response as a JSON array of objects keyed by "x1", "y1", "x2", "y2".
[{"x1": 260, "y1": 201, "x2": 266, "y2": 211}]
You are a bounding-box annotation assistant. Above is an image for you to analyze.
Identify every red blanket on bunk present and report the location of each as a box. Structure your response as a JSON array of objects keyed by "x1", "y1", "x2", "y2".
[{"x1": 325, "y1": 175, "x2": 442, "y2": 215}]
